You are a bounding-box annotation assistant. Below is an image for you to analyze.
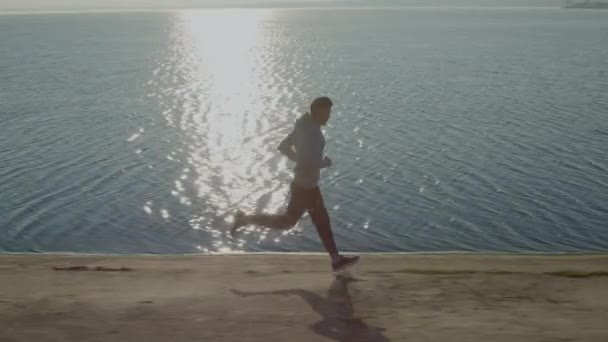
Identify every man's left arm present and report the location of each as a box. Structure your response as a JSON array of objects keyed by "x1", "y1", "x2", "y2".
[{"x1": 278, "y1": 131, "x2": 297, "y2": 162}]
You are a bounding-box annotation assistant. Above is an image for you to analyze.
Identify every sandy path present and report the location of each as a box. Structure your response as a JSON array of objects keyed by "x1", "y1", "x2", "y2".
[{"x1": 1, "y1": 253, "x2": 607, "y2": 341}]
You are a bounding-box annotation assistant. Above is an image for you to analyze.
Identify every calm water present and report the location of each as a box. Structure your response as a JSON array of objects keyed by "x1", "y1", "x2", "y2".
[{"x1": 1, "y1": 7, "x2": 608, "y2": 254}]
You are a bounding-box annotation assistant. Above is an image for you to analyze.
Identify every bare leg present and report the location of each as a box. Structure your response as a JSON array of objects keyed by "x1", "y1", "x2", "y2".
[
  {"x1": 244, "y1": 212, "x2": 300, "y2": 230},
  {"x1": 232, "y1": 183, "x2": 306, "y2": 235},
  {"x1": 308, "y1": 188, "x2": 339, "y2": 260},
  {"x1": 233, "y1": 184, "x2": 348, "y2": 268}
]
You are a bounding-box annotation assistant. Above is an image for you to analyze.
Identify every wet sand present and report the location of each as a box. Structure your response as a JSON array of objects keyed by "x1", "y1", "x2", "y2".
[{"x1": 1, "y1": 253, "x2": 607, "y2": 341}]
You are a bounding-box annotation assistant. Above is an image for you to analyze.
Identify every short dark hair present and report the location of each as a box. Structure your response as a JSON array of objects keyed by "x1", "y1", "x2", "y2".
[{"x1": 310, "y1": 96, "x2": 333, "y2": 112}]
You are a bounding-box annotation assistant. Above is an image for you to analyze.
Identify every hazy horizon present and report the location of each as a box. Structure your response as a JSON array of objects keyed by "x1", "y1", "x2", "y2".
[{"x1": 0, "y1": 0, "x2": 564, "y2": 11}]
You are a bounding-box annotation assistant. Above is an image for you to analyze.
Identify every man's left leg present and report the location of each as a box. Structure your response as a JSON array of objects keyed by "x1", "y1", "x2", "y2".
[
  {"x1": 306, "y1": 187, "x2": 339, "y2": 261},
  {"x1": 307, "y1": 187, "x2": 359, "y2": 271}
]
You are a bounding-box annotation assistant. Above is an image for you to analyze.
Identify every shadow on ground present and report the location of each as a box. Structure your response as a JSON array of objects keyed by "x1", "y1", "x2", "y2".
[{"x1": 233, "y1": 276, "x2": 390, "y2": 342}]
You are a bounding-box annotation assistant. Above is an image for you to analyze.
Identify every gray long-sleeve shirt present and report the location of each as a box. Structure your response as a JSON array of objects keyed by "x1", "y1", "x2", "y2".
[{"x1": 278, "y1": 113, "x2": 329, "y2": 189}]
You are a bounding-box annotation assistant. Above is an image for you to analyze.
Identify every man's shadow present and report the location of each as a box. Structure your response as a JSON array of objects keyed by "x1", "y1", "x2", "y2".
[{"x1": 232, "y1": 276, "x2": 390, "y2": 342}]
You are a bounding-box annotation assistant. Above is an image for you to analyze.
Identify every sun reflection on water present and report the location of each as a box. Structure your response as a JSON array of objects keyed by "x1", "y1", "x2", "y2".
[{"x1": 152, "y1": 10, "x2": 298, "y2": 252}]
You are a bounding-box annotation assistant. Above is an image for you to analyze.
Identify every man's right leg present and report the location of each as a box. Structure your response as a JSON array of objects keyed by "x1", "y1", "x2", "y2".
[
  {"x1": 232, "y1": 184, "x2": 306, "y2": 234},
  {"x1": 244, "y1": 210, "x2": 301, "y2": 230}
]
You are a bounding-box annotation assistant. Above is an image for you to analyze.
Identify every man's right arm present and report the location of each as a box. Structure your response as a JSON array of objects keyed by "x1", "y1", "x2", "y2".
[{"x1": 278, "y1": 131, "x2": 296, "y2": 162}]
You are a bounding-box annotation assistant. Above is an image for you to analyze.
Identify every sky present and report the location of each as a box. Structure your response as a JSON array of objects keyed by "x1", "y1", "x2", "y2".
[{"x1": 0, "y1": 0, "x2": 563, "y2": 11}]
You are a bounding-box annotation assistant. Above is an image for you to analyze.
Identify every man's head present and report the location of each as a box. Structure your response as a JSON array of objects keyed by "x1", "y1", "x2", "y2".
[{"x1": 310, "y1": 96, "x2": 333, "y2": 126}]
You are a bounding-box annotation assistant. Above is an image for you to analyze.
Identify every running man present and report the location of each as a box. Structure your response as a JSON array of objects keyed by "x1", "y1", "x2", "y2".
[{"x1": 231, "y1": 96, "x2": 359, "y2": 273}]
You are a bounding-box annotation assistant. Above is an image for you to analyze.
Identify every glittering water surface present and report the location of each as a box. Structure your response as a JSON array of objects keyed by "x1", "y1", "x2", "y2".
[{"x1": 1, "y1": 8, "x2": 608, "y2": 253}]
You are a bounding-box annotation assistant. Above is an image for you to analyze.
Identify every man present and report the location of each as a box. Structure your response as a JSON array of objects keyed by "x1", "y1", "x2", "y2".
[{"x1": 231, "y1": 96, "x2": 359, "y2": 273}]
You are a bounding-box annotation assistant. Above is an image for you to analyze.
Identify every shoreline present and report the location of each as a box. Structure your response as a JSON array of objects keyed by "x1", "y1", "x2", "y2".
[
  {"x1": 2, "y1": 250, "x2": 606, "y2": 255},
  {"x1": 2, "y1": 253, "x2": 607, "y2": 341}
]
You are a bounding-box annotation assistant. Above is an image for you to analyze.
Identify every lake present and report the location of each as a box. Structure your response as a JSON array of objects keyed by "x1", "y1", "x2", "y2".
[{"x1": 1, "y1": 7, "x2": 607, "y2": 253}]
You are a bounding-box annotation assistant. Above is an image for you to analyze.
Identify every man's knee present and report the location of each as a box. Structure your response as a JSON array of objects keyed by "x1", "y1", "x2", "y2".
[
  {"x1": 309, "y1": 207, "x2": 330, "y2": 230},
  {"x1": 278, "y1": 214, "x2": 300, "y2": 230}
]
